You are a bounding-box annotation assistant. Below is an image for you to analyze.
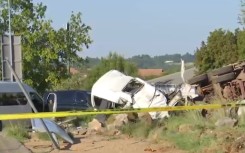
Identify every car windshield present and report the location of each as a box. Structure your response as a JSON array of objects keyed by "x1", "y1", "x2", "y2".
[{"x1": 122, "y1": 79, "x2": 144, "y2": 95}]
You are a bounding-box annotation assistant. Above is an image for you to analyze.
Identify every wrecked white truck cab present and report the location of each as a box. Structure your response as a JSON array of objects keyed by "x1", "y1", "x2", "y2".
[{"x1": 91, "y1": 70, "x2": 170, "y2": 119}]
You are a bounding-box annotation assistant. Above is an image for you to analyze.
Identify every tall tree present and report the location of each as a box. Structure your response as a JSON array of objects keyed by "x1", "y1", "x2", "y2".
[
  {"x1": 237, "y1": 1, "x2": 245, "y2": 59},
  {"x1": 194, "y1": 29, "x2": 238, "y2": 73},
  {"x1": 0, "y1": 0, "x2": 92, "y2": 93},
  {"x1": 239, "y1": 0, "x2": 245, "y2": 25},
  {"x1": 208, "y1": 29, "x2": 238, "y2": 67},
  {"x1": 194, "y1": 41, "x2": 214, "y2": 73},
  {"x1": 237, "y1": 29, "x2": 245, "y2": 60}
]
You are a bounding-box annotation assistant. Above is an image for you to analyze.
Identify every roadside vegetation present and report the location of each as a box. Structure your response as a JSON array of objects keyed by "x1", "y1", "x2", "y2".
[
  {"x1": 119, "y1": 100, "x2": 245, "y2": 153},
  {"x1": 4, "y1": 124, "x2": 29, "y2": 143},
  {"x1": 71, "y1": 115, "x2": 95, "y2": 127}
]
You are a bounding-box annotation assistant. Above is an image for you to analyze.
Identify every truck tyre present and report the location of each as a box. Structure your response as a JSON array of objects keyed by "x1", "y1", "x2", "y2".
[
  {"x1": 188, "y1": 73, "x2": 208, "y2": 85},
  {"x1": 212, "y1": 72, "x2": 235, "y2": 84},
  {"x1": 211, "y1": 66, "x2": 234, "y2": 76}
]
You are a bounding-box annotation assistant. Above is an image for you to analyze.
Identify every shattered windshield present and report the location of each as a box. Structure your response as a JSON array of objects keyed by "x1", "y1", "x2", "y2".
[{"x1": 122, "y1": 79, "x2": 144, "y2": 95}]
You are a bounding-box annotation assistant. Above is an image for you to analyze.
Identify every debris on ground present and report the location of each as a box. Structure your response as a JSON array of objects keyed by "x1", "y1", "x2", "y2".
[{"x1": 215, "y1": 117, "x2": 238, "y2": 128}]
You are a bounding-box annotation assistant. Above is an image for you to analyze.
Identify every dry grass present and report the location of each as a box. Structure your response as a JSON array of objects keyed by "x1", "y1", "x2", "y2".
[
  {"x1": 4, "y1": 124, "x2": 30, "y2": 142},
  {"x1": 119, "y1": 98, "x2": 243, "y2": 152}
]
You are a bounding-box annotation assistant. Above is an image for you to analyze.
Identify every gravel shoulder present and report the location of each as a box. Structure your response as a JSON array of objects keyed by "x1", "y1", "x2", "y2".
[
  {"x1": 24, "y1": 133, "x2": 186, "y2": 153},
  {"x1": 0, "y1": 132, "x2": 31, "y2": 153}
]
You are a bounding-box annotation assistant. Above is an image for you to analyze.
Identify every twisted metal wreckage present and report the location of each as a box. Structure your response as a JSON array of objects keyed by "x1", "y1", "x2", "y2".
[
  {"x1": 91, "y1": 60, "x2": 200, "y2": 124},
  {"x1": 0, "y1": 59, "x2": 202, "y2": 149}
]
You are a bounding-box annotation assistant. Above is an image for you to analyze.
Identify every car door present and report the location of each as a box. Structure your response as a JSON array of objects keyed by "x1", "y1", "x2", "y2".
[
  {"x1": 30, "y1": 92, "x2": 46, "y2": 112},
  {"x1": 74, "y1": 91, "x2": 89, "y2": 110},
  {"x1": 45, "y1": 93, "x2": 56, "y2": 112},
  {"x1": 58, "y1": 91, "x2": 76, "y2": 111}
]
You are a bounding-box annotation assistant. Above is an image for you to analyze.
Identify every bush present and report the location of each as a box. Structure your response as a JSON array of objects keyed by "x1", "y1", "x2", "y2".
[
  {"x1": 120, "y1": 120, "x2": 154, "y2": 138},
  {"x1": 4, "y1": 124, "x2": 29, "y2": 142}
]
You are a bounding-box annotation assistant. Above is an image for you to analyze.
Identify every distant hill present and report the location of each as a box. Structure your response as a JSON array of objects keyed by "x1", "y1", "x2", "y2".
[
  {"x1": 84, "y1": 53, "x2": 195, "y2": 71},
  {"x1": 128, "y1": 53, "x2": 194, "y2": 69}
]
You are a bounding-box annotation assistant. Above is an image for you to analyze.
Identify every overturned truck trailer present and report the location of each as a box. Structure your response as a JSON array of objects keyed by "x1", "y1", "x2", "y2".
[{"x1": 188, "y1": 61, "x2": 245, "y2": 101}]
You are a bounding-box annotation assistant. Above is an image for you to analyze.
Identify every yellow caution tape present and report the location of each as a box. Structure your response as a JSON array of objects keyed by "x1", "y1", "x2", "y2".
[{"x1": 0, "y1": 103, "x2": 244, "y2": 120}]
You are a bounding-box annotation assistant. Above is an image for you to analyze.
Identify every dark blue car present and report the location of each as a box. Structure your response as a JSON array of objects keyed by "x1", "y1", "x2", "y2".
[{"x1": 43, "y1": 90, "x2": 91, "y2": 112}]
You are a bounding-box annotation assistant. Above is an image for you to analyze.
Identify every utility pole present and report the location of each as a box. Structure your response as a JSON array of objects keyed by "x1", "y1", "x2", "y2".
[
  {"x1": 66, "y1": 22, "x2": 70, "y2": 74},
  {"x1": 8, "y1": 0, "x2": 13, "y2": 82},
  {"x1": 0, "y1": 7, "x2": 2, "y2": 81}
]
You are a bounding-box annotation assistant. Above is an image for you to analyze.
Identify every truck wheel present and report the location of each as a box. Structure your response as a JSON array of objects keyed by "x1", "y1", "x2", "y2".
[
  {"x1": 212, "y1": 72, "x2": 235, "y2": 84},
  {"x1": 211, "y1": 66, "x2": 234, "y2": 76},
  {"x1": 188, "y1": 73, "x2": 208, "y2": 85}
]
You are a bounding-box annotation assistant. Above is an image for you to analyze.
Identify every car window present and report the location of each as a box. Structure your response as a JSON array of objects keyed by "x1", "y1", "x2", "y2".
[
  {"x1": 57, "y1": 91, "x2": 75, "y2": 103},
  {"x1": 76, "y1": 92, "x2": 87, "y2": 103},
  {"x1": 0, "y1": 92, "x2": 27, "y2": 105}
]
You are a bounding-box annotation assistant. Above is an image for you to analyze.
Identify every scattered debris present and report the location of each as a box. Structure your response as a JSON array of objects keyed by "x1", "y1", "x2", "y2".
[
  {"x1": 215, "y1": 117, "x2": 238, "y2": 128},
  {"x1": 144, "y1": 147, "x2": 157, "y2": 152},
  {"x1": 230, "y1": 136, "x2": 245, "y2": 152},
  {"x1": 68, "y1": 126, "x2": 87, "y2": 136},
  {"x1": 78, "y1": 128, "x2": 88, "y2": 135},
  {"x1": 31, "y1": 119, "x2": 74, "y2": 145}
]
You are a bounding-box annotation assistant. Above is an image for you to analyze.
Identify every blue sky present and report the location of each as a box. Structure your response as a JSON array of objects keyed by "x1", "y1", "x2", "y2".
[{"x1": 34, "y1": 0, "x2": 241, "y2": 58}]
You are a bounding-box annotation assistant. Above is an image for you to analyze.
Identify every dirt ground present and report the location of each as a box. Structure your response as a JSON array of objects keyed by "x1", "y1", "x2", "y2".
[{"x1": 24, "y1": 133, "x2": 186, "y2": 153}]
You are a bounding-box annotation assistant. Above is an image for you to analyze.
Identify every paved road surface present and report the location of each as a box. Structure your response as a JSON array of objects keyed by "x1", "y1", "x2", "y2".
[
  {"x1": 148, "y1": 68, "x2": 196, "y2": 85},
  {"x1": 0, "y1": 132, "x2": 31, "y2": 153}
]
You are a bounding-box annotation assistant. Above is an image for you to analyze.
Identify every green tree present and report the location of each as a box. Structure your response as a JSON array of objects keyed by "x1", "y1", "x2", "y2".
[
  {"x1": 0, "y1": 0, "x2": 92, "y2": 93},
  {"x1": 194, "y1": 41, "x2": 215, "y2": 73},
  {"x1": 239, "y1": 0, "x2": 245, "y2": 25},
  {"x1": 194, "y1": 29, "x2": 238, "y2": 73},
  {"x1": 237, "y1": 1, "x2": 245, "y2": 60},
  {"x1": 237, "y1": 29, "x2": 245, "y2": 60},
  {"x1": 84, "y1": 52, "x2": 138, "y2": 90},
  {"x1": 181, "y1": 53, "x2": 195, "y2": 62},
  {"x1": 52, "y1": 73, "x2": 86, "y2": 90},
  {"x1": 129, "y1": 54, "x2": 155, "y2": 68}
]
